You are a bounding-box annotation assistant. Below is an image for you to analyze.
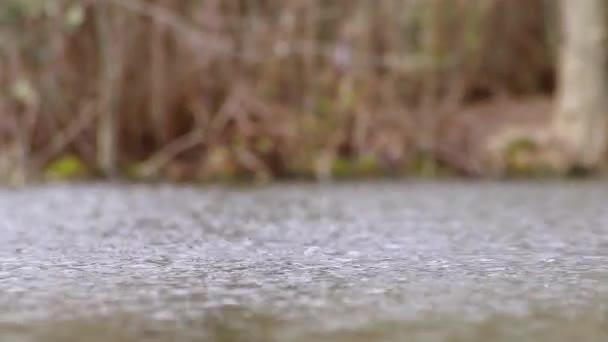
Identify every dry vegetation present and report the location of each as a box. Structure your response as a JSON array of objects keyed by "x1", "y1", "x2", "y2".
[{"x1": 0, "y1": 0, "x2": 558, "y2": 183}]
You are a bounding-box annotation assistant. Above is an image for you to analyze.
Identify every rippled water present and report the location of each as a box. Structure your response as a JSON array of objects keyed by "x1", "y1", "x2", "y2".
[{"x1": 1, "y1": 181, "x2": 608, "y2": 341}]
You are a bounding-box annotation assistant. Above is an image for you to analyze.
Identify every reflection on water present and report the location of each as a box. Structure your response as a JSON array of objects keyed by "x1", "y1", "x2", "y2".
[{"x1": 0, "y1": 182, "x2": 607, "y2": 341}]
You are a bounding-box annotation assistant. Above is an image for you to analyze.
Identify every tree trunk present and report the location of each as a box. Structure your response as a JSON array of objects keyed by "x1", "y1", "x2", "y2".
[
  {"x1": 95, "y1": 3, "x2": 123, "y2": 177},
  {"x1": 552, "y1": 0, "x2": 608, "y2": 169}
]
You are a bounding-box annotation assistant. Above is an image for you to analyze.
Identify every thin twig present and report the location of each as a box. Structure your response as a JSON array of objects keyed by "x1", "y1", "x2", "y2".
[
  {"x1": 33, "y1": 101, "x2": 97, "y2": 169},
  {"x1": 138, "y1": 130, "x2": 204, "y2": 178},
  {"x1": 99, "y1": 0, "x2": 232, "y2": 56}
]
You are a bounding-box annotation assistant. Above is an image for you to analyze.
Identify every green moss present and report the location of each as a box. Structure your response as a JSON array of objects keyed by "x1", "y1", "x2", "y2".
[
  {"x1": 44, "y1": 155, "x2": 88, "y2": 180},
  {"x1": 502, "y1": 138, "x2": 540, "y2": 176},
  {"x1": 123, "y1": 162, "x2": 148, "y2": 180},
  {"x1": 505, "y1": 138, "x2": 536, "y2": 159},
  {"x1": 331, "y1": 156, "x2": 380, "y2": 179},
  {"x1": 413, "y1": 155, "x2": 437, "y2": 177},
  {"x1": 409, "y1": 151, "x2": 438, "y2": 177},
  {"x1": 501, "y1": 138, "x2": 566, "y2": 178}
]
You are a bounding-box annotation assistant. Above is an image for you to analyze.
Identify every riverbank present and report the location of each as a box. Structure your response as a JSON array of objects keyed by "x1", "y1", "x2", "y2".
[{"x1": 4, "y1": 95, "x2": 593, "y2": 187}]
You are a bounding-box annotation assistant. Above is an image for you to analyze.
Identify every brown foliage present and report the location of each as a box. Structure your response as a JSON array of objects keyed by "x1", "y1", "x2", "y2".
[{"x1": 0, "y1": 0, "x2": 557, "y2": 182}]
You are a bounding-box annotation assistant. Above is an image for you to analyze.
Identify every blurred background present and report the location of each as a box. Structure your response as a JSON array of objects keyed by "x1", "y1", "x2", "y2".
[{"x1": 0, "y1": 0, "x2": 606, "y2": 184}]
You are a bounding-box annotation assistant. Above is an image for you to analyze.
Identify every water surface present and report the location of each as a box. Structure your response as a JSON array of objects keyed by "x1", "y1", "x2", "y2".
[{"x1": 1, "y1": 181, "x2": 607, "y2": 341}]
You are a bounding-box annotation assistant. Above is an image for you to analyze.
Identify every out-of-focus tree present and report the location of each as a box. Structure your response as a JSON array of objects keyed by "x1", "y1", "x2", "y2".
[
  {"x1": 552, "y1": 0, "x2": 608, "y2": 169},
  {"x1": 94, "y1": 2, "x2": 122, "y2": 177}
]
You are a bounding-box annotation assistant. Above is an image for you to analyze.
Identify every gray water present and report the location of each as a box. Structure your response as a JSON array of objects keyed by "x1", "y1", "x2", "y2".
[{"x1": 1, "y1": 181, "x2": 607, "y2": 341}]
